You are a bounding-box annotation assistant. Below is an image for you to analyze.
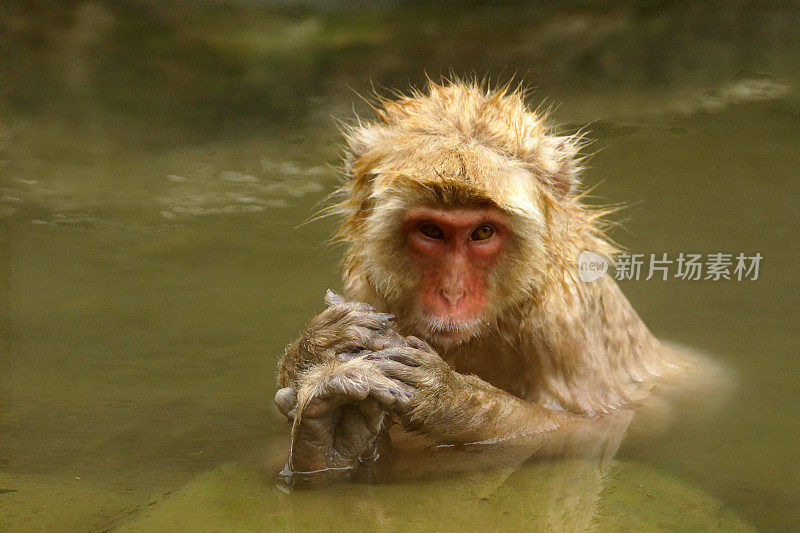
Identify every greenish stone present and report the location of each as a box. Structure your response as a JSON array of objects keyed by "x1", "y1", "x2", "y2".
[{"x1": 112, "y1": 460, "x2": 752, "y2": 532}]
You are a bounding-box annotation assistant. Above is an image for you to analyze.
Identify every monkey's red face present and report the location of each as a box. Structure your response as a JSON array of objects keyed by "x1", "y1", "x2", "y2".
[{"x1": 402, "y1": 206, "x2": 510, "y2": 345}]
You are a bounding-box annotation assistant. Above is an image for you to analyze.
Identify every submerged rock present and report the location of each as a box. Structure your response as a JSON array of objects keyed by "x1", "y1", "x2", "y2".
[{"x1": 113, "y1": 460, "x2": 752, "y2": 531}]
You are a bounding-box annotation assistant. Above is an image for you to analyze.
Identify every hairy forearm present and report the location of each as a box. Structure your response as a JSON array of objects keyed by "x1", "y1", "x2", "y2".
[{"x1": 401, "y1": 372, "x2": 577, "y2": 444}]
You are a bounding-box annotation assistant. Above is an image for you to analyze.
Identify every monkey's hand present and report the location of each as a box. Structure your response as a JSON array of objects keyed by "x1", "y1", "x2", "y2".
[
  {"x1": 366, "y1": 337, "x2": 576, "y2": 443},
  {"x1": 277, "y1": 289, "x2": 403, "y2": 389},
  {"x1": 276, "y1": 359, "x2": 413, "y2": 484},
  {"x1": 274, "y1": 290, "x2": 412, "y2": 485}
]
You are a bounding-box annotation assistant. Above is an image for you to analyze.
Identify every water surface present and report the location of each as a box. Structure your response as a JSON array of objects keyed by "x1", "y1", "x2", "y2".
[{"x1": 1, "y1": 2, "x2": 798, "y2": 530}]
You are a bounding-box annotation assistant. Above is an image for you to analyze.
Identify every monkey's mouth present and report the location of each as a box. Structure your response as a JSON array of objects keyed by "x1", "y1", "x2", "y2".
[{"x1": 423, "y1": 317, "x2": 483, "y2": 345}]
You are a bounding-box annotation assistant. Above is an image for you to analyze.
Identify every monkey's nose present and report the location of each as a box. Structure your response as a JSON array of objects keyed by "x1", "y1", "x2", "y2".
[{"x1": 441, "y1": 288, "x2": 466, "y2": 306}]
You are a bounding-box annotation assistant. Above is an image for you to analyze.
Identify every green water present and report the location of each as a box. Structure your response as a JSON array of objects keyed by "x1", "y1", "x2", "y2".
[{"x1": 1, "y1": 2, "x2": 798, "y2": 531}]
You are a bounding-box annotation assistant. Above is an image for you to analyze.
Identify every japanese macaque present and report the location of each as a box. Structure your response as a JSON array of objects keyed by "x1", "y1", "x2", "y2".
[{"x1": 274, "y1": 80, "x2": 702, "y2": 482}]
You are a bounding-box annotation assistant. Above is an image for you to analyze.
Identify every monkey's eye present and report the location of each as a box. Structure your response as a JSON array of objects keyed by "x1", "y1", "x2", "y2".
[
  {"x1": 419, "y1": 223, "x2": 444, "y2": 240},
  {"x1": 471, "y1": 225, "x2": 495, "y2": 241}
]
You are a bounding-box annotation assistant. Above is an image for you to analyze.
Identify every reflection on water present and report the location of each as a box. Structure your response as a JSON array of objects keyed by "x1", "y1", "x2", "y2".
[{"x1": 1, "y1": 1, "x2": 798, "y2": 530}]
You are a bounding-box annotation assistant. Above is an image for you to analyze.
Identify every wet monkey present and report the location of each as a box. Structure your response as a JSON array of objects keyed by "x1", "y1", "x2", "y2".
[{"x1": 274, "y1": 80, "x2": 698, "y2": 480}]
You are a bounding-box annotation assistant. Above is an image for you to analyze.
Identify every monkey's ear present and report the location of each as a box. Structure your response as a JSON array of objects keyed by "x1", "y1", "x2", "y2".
[
  {"x1": 540, "y1": 135, "x2": 581, "y2": 198},
  {"x1": 324, "y1": 289, "x2": 347, "y2": 307}
]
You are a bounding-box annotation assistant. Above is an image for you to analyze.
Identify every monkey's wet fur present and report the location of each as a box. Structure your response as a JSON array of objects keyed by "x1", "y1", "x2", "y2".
[{"x1": 273, "y1": 79, "x2": 724, "y2": 486}]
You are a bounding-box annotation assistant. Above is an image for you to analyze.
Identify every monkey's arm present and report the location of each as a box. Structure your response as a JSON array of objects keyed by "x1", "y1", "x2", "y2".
[
  {"x1": 367, "y1": 340, "x2": 578, "y2": 444},
  {"x1": 274, "y1": 291, "x2": 413, "y2": 482}
]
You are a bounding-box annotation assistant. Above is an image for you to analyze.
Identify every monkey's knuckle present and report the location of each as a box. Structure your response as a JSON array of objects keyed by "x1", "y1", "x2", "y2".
[
  {"x1": 361, "y1": 319, "x2": 385, "y2": 333},
  {"x1": 339, "y1": 325, "x2": 366, "y2": 344},
  {"x1": 313, "y1": 306, "x2": 340, "y2": 324},
  {"x1": 321, "y1": 304, "x2": 354, "y2": 324},
  {"x1": 346, "y1": 310, "x2": 383, "y2": 330}
]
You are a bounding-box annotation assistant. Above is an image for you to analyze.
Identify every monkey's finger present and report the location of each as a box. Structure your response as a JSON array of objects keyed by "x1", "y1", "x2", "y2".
[
  {"x1": 366, "y1": 337, "x2": 399, "y2": 352},
  {"x1": 352, "y1": 312, "x2": 394, "y2": 331},
  {"x1": 399, "y1": 342, "x2": 441, "y2": 367},
  {"x1": 274, "y1": 387, "x2": 297, "y2": 417},
  {"x1": 323, "y1": 289, "x2": 347, "y2": 307},
  {"x1": 345, "y1": 325, "x2": 400, "y2": 352},
  {"x1": 386, "y1": 386, "x2": 416, "y2": 413},
  {"x1": 368, "y1": 358, "x2": 424, "y2": 387},
  {"x1": 326, "y1": 371, "x2": 373, "y2": 402},
  {"x1": 337, "y1": 351, "x2": 364, "y2": 362},
  {"x1": 347, "y1": 301, "x2": 375, "y2": 313},
  {"x1": 367, "y1": 375, "x2": 416, "y2": 410},
  {"x1": 405, "y1": 335, "x2": 437, "y2": 354},
  {"x1": 312, "y1": 303, "x2": 351, "y2": 328},
  {"x1": 366, "y1": 347, "x2": 423, "y2": 367},
  {"x1": 355, "y1": 398, "x2": 392, "y2": 437},
  {"x1": 337, "y1": 361, "x2": 415, "y2": 409},
  {"x1": 357, "y1": 397, "x2": 383, "y2": 420},
  {"x1": 337, "y1": 348, "x2": 379, "y2": 364},
  {"x1": 291, "y1": 415, "x2": 335, "y2": 458},
  {"x1": 343, "y1": 303, "x2": 377, "y2": 315},
  {"x1": 336, "y1": 405, "x2": 380, "y2": 447},
  {"x1": 370, "y1": 328, "x2": 409, "y2": 347},
  {"x1": 316, "y1": 303, "x2": 377, "y2": 331},
  {"x1": 343, "y1": 326, "x2": 378, "y2": 350},
  {"x1": 301, "y1": 373, "x2": 370, "y2": 417},
  {"x1": 335, "y1": 298, "x2": 377, "y2": 313},
  {"x1": 372, "y1": 332, "x2": 415, "y2": 352}
]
